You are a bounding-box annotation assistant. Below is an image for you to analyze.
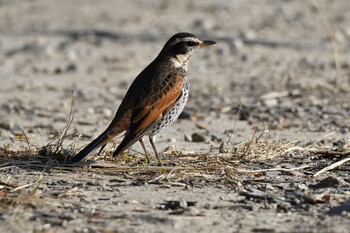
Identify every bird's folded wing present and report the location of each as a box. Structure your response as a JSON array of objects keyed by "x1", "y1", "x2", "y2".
[{"x1": 131, "y1": 74, "x2": 185, "y2": 137}]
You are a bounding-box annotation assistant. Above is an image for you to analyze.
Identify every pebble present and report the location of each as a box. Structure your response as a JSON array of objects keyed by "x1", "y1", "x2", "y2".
[
  {"x1": 66, "y1": 63, "x2": 77, "y2": 72},
  {"x1": 168, "y1": 137, "x2": 176, "y2": 143},
  {"x1": 314, "y1": 176, "x2": 348, "y2": 188},
  {"x1": 242, "y1": 30, "x2": 257, "y2": 40},
  {"x1": 191, "y1": 132, "x2": 207, "y2": 143},
  {"x1": 334, "y1": 31, "x2": 345, "y2": 43},
  {"x1": 124, "y1": 199, "x2": 138, "y2": 204},
  {"x1": 232, "y1": 38, "x2": 244, "y2": 50},
  {"x1": 262, "y1": 98, "x2": 278, "y2": 108},
  {"x1": 184, "y1": 134, "x2": 192, "y2": 142},
  {"x1": 107, "y1": 87, "x2": 120, "y2": 95},
  {"x1": 0, "y1": 120, "x2": 13, "y2": 130},
  {"x1": 179, "y1": 109, "x2": 193, "y2": 120},
  {"x1": 87, "y1": 107, "x2": 95, "y2": 114},
  {"x1": 102, "y1": 108, "x2": 113, "y2": 118},
  {"x1": 179, "y1": 198, "x2": 188, "y2": 208}
]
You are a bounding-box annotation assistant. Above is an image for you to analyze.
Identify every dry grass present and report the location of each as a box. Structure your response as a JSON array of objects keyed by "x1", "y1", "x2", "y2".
[{"x1": 1, "y1": 125, "x2": 349, "y2": 183}]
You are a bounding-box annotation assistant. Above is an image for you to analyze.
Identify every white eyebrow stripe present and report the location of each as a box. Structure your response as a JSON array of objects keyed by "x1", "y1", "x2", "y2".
[{"x1": 171, "y1": 37, "x2": 202, "y2": 45}]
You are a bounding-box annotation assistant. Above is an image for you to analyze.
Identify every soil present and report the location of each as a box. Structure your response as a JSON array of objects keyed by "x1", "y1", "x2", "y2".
[{"x1": 1, "y1": 0, "x2": 350, "y2": 232}]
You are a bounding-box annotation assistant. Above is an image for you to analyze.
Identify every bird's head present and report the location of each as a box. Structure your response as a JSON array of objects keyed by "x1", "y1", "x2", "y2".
[{"x1": 161, "y1": 32, "x2": 216, "y2": 68}]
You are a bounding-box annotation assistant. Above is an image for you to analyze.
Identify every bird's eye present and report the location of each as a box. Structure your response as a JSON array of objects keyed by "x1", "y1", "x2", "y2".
[{"x1": 186, "y1": 41, "x2": 197, "y2": 47}]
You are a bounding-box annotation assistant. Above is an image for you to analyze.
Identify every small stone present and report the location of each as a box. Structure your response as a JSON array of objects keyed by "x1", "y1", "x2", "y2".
[
  {"x1": 0, "y1": 120, "x2": 13, "y2": 130},
  {"x1": 107, "y1": 87, "x2": 119, "y2": 95},
  {"x1": 239, "y1": 106, "x2": 250, "y2": 121},
  {"x1": 102, "y1": 108, "x2": 113, "y2": 118},
  {"x1": 242, "y1": 30, "x2": 256, "y2": 40},
  {"x1": 184, "y1": 134, "x2": 192, "y2": 142},
  {"x1": 179, "y1": 198, "x2": 188, "y2": 208},
  {"x1": 232, "y1": 38, "x2": 244, "y2": 50},
  {"x1": 66, "y1": 63, "x2": 77, "y2": 72},
  {"x1": 54, "y1": 67, "x2": 63, "y2": 74},
  {"x1": 67, "y1": 50, "x2": 77, "y2": 60},
  {"x1": 124, "y1": 199, "x2": 138, "y2": 204},
  {"x1": 179, "y1": 109, "x2": 193, "y2": 120},
  {"x1": 262, "y1": 98, "x2": 278, "y2": 108},
  {"x1": 314, "y1": 176, "x2": 348, "y2": 188},
  {"x1": 187, "y1": 207, "x2": 200, "y2": 215},
  {"x1": 191, "y1": 133, "x2": 207, "y2": 142},
  {"x1": 168, "y1": 137, "x2": 176, "y2": 143},
  {"x1": 296, "y1": 183, "x2": 308, "y2": 191},
  {"x1": 334, "y1": 31, "x2": 345, "y2": 43},
  {"x1": 87, "y1": 108, "x2": 95, "y2": 114}
]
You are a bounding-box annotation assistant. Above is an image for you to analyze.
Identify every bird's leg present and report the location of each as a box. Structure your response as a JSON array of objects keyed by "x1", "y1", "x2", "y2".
[
  {"x1": 98, "y1": 144, "x2": 107, "y2": 155},
  {"x1": 149, "y1": 135, "x2": 163, "y2": 166},
  {"x1": 139, "y1": 139, "x2": 150, "y2": 164}
]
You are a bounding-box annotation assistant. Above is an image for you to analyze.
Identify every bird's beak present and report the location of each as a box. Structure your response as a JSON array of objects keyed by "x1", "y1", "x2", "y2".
[{"x1": 200, "y1": 40, "x2": 216, "y2": 47}]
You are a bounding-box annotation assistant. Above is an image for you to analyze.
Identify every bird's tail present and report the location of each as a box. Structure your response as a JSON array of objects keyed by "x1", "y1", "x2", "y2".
[
  {"x1": 112, "y1": 132, "x2": 141, "y2": 157},
  {"x1": 71, "y1": 131, "x2": 109, "y2": 163}
]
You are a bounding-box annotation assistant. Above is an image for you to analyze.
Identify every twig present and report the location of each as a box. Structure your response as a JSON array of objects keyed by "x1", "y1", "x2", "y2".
[
  {"x1": 307, "y1": 131, "x2": 337, "y2": 148},
  {"x1": 227, "y1": 94, "x2": 244, "y2": 145},
  {"x1": 267, "y1": 131, "x2": 337, "y2": 159},
  {"x1": 242, "y1": 127, "x2": 258, "y2": 157},
  {"x1": 10, "y1": 174, "x2": 42, "y2": 193},
  {"x1": 55, "y1": 90, "x2": 75, "y2": 154},
  {"x1": 44, "y1": 90, "x2": 75, "y2": 158},
  {"x1": 268, "y1": 145, "x2": 303, "y2": 159},
  {"x1": 314, "y1": 156, "x2": 350, "y2": 177},
  {"x1": 19, "y1": 127, "x2": 33, "y2": 155},
  {"x1": 237, "y1": 165, "x2": 310, "y2": 173}
]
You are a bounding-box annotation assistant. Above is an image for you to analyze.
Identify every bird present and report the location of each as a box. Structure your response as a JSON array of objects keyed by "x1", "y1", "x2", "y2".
[{"x1": 72, "y1": 32, "x2": 216, "y2": 165}]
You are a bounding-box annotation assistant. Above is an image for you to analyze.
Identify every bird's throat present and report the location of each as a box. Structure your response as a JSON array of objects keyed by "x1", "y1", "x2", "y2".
[{"x1": 170, "y1": 54, "x2": 189, "y2": 70}]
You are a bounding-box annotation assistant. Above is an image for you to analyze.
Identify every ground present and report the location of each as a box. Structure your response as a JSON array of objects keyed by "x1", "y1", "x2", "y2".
[{"x1": 1, "y1": 0, "x2": 350, "y2": 232}]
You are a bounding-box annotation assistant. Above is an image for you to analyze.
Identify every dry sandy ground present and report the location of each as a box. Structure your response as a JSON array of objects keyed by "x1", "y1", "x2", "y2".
[{"x1": 1, "y1": 0, "x2": 350, "y2": 232}]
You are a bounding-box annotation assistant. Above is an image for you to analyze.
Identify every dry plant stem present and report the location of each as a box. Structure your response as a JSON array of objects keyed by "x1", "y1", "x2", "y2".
[
  {"x1": 29, "y1": 176, "x2": 43, "y2": 196},
  {"x1": 10, "y1": 174, "x2": 43, "y2": 193},
  {"x1": 314, "y1": 156, "x2": 350, "y2": 177},
  {"x1": 309, "y1": 0, "x2": 341, "y2": 91},
  {"x1": 268, "y1": 145, "x2": 301, "y2": 159},
  {"x1": 311, "y1": 149, "x2": 350, "y2": 158},
  {"x1": 44, "y1": 90, "x2": 75, "y2": 159},
  {"x1": 237, "y1": 165, "x2": 310, "y2": 174},
  {"x1": 227, "y1": 93, "x2": 244, "y2": 145},
  {"x1": 243, "y1": 127, "x2": 258, "y2": 157},
  {"x1": 255, "y1": 126, "x2": 268, "y2": 143},
  {"x1": 268, "y1": 131, "x2": 336, "y2": 159},
  {"x1": 307, "y1": 131, "x2": 336, "y2": 148},
  {"x1": 55, "y1": 90, "x2": 75, "y2": 155},
  {"x1": 19, "y1": 127, "x2": 33, "y2": 154}
]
